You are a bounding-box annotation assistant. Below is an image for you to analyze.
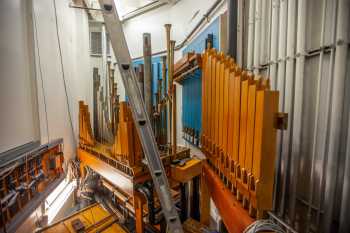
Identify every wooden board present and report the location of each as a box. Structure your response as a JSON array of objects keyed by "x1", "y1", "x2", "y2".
[{"x1": 250, "y1": 90, "x2": 279, "y2": 213}]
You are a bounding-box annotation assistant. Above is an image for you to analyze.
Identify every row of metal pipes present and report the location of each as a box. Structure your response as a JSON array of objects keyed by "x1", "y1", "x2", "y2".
[
  {"x1": 242, "y1": 0, "x2": 349, "y2": 232},
  {"x1": 140, "y1": 24, "x2": 177, "y2": 154}
]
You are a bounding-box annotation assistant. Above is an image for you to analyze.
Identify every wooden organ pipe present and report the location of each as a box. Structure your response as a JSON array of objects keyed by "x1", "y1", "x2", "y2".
[{"x1": 200, "y1": 49, "x2": 280, "y2": 219}]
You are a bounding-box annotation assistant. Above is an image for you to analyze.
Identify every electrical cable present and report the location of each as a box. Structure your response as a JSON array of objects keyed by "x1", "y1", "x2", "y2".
[
  {"x1": 52, "y1": 0, "x2": 77, "y2": 148},
  {"x1": 32, "y1": 3, "x2": 50, "y2": 143},
  {"x1": 243, "y1": 220, "x2": 285, "y2": 233}
]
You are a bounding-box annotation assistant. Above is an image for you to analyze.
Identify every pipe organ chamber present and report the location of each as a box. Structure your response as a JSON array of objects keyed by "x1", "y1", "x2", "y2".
[
  {"x1": 77, "y1": 64, "x2": 204, "y2": 233},
  {"x1": 46, "y1": 46, "x2": 285, "y2": 233},
  {"x1": 200, "y1": 48, "x2": 284, "y2": 221}
]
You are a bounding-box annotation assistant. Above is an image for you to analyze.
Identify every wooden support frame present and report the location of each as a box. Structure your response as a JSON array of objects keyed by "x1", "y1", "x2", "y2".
[{"x1": 201, "y1": 163, "x2": 253, "y2": 233}]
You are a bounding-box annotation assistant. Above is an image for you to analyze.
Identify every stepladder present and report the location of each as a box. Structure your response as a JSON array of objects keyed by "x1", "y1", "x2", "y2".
[{"x1": 97, "y1": 0, "x2": 184, "y2": 232}]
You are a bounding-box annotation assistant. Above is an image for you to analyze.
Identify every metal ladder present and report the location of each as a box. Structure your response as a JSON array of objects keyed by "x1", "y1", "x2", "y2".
[{"x1": 98, "y1": 1, "x2": 183, "y2": 232}]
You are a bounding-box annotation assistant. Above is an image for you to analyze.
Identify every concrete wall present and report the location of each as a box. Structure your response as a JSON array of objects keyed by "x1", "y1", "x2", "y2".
[
  {"x1": 32, "y1": 0, "x2": 92, "y2": 161},
  {"x1": 0, "y1": 0, "x2": 40, "y2": 153},
  {"x1": 0, "y1": 0, "x2": 92, "y2": 162}
]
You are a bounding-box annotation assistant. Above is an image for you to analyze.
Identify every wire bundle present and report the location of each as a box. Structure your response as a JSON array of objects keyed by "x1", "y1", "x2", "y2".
[{"x1": 243, "y1": 220, "x2": 285, "y2": 233}]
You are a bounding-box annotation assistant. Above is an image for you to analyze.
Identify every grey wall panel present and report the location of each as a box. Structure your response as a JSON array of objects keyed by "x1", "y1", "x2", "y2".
[
  {"x1": 306, "y1": 0, "x2": 323, "y2": 50},
  {"x1": 0, "y1": 0, "x2": 40, "y2": 153},
  {"x1": 239, "y1": 0, "x2": 350, "y2": 231}
]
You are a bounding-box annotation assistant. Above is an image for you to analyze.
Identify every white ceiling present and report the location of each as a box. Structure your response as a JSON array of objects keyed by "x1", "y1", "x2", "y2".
[{"x1": 114, "y1": 0, "x2": 158, "y2": 17}]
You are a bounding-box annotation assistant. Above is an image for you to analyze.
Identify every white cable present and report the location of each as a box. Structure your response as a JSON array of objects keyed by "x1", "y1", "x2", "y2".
[
  {"x1": 243, "y1": 220, "x2": 285, "y2": 233},
  {"x1": 32, "y1": 3, "x2": 50, "y2": 143},
  {"x1": 52, "y1": 0, "x2": 77, "y2": 148}
]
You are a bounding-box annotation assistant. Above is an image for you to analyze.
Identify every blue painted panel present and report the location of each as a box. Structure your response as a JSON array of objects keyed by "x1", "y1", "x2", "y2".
[
  {"x1": 181, "y1": 69, "x2": 202, "y2": 145},
  {"x1": 132, "y1": 56, "x2": 165, "y2": 107},
  {"x1": 183, "y1": 17, "x2": 220, "y2": 55},
  {"x1": 181, "y1": 16, "x2": 219, "y2": 146},
  {"x1": 129, "y1": 16, "x2": 219, "y2": 146}
]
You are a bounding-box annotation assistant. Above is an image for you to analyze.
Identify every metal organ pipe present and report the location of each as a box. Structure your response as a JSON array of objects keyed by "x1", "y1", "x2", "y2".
[
  {"x1": 237, "y1": 0, "x2": 244, "y2": 66},
  {"x1": 247, "y1": 0, "x2": 255, "y2": 72},
  {"x1": 137, "y1": 64, "x2": 145, "y2": 100},
  {"x1": 315, "y1": 0, "x2": 338, "y2": 228},
  {"x1": 306, "y1": 0, "x2": 327, "y2": 231},
  {"x1": 340, "y1": 111, "x2": 350, "y2": 233},
  {"x1": 323, "y1": 0, "x2": 349, "y2": 232},
  {"x1": 253, "y1": 0, "x2": 261, "y2": 74},
  {"x1": 143, "y1": 33, "x2": 153, "y2": 119},
  {"x1": 270, "y1": 0, "x2": 280, "y2": 212},
  {"x1": 279, "y1": 0, "x2": 296, "y2": 217},
  {"x1": 289, "y1": 0, "x2": 307, "y2": 226},
  {"x1": 269, "y1": 0, "x2": 280, "y2": 89},
  {"x1": 170, "y1": 40, "x2": 176, "y2": 154},
  {"x1": 259, "y1": 0, "x2": 268, "y2": 65},
  {"x1": 165, "y1": 24, "x2": 172, "y2": 145},
  {"x1": 227, "y1": 0, "x2": 238, "y2": 58},
  {"x1": 277, "y1": 0, "x2": 287, "y2": 111}
]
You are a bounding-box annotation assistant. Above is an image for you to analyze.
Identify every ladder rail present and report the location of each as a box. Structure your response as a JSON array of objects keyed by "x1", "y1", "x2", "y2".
[{"x1": 98, "y1": 1, "x2": 184, "y2": 232}]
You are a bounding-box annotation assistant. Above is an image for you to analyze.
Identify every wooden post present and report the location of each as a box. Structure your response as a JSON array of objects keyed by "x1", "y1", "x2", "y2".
[
  {"x1": 133, "y1": 193, "x2": 144, "y2": 233},
  {"x1": 200, "y1": 171, "x2": 210, "y2": 226}
]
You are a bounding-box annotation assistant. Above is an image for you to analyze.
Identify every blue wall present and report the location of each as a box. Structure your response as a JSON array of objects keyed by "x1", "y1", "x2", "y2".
[
  {"x1": 182, "y1": 69, "x2": 202, "y2": 141},
  {"x1": 182, "y1": 17, "x2": 220, "y2": 55},
  {"x1": 133, "y1": 56, "x2": 166, "y2": 106},
  {"x1": 131, "y1": 16, "x2": 220, "y2": 146},
  {"x1": 180, "y1": 16, "x2": 220, "y2": 145}
]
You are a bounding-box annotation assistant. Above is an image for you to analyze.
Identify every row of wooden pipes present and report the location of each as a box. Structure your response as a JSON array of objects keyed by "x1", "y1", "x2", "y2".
[{"x1": 201, "y1": 49, "x2": 279, "y2": 218}]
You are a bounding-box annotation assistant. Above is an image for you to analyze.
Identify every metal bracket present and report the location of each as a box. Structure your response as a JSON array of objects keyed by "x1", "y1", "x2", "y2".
[{"x1": 275, "y1": 112, "x2": 288, "y2": 130}]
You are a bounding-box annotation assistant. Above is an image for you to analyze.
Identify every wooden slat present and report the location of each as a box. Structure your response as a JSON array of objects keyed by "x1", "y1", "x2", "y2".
[
  {"x1": 218, "y1": 58, "x2": 226, "y2": 150},
  {"x1": 201, "y1": 51, "x2": 208, "y2": 148},
  {"x1": 230, "y1": 71, "x2": 243, "y2": 187},
  {"x1": 218, "y1": 57, "x2": 228, "y2": 174},
  {"x1": 238, "y1": 78, "x2": 254, "y2": 174},
  {"x1": 250, "y1": 90, "x2": 279, "y2": 216},
  {"x1": 204, "y1": 49, "x2": 215, "y2": 150},
  {"x1": 222, "y1": 65, "x2": 233, "y2": 157},
  {"x1": 213, "y1": 54, "x2": 222, "y2": 153},
  {"x1": 226, "y1": 71, "x2": 236, "y2": 163},
  {"x1": 222, "y1": 60, "x2": 235, "y2": 178},
  {"x1": 244, "y1": 83, "x2": 257, "y2": 192},
  {"x1": 208, "y1": 53, "x2": 216, "y2": 152},
  {"x1": 237, "y1": 77, "x2": 254, "y2": 202}
]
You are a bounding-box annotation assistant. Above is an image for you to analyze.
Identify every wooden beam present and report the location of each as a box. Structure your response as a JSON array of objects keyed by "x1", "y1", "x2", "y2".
[{"x1": 202, "y1": 163, "x2": 253, "y2": 233}]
